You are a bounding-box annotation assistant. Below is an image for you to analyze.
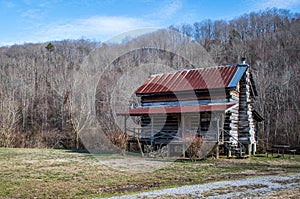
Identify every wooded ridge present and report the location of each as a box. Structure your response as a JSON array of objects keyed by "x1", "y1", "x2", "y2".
[{"x1": 0, "y1": 8, "x2": 299, "y2": 149}]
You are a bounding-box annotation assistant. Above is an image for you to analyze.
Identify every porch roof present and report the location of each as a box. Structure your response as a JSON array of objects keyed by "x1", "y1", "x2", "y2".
[{"x1": 117, "y1": 103, "x2": 235, "y2": 116}]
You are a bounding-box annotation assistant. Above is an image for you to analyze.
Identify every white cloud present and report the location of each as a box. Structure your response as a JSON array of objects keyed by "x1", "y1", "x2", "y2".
[
  {"x1": 248, "y1": 0, "x2": 300, "y2": 11},
  {"x1": 146, "y1": 0, "x2": 183, "y2": 22},
  {"x1": 28, "y1": 16, "x2": 157, "y2": 43},
  {"x1": 1, "y1": 0, "x2": 15, "y2": 8},
  {"x1": 106, "y1": 28, "x2": 159, "y2": 43},
  {"x1": 1, "y1": 1, "x2": 183, "y2": 46},
  {"x1": 21, "y1": 8, "x2": 45, "y2": 19},
  {"x1": 162, "y1": 0, "x2": 183, "y2": 17}
]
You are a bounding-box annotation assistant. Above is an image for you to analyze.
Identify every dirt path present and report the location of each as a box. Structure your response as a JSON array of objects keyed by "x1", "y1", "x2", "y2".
[{"x1": 103, "y1": 173, "x2": 300, "y2": 199}]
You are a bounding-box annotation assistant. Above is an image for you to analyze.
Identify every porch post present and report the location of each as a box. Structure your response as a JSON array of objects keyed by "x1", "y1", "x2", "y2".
[
  {"x1": 181, "y1": 113, "x2": 185, "y2": 157},
  {"x1": 150, "y1": 115, "x2": 154, "y2": 147},
  {"x1": 124, "y1": 115, "x2": 129, "y2": 152},
  {"x1": 217, "y1": 118, "x2": 220, "y2": 142},
  {"x1": 124, "y1": 115, "x2": 128, "y2": 133},
  {"x1": 216, "y1": 117, "x2": 220, "y2": 159},
  {"x1": 221, "y1": 113, "x2": 225, "y2": 143}
]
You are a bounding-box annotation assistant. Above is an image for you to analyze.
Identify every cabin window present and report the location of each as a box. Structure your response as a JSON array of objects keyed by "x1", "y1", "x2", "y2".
[{"x1": 200, "y1": 112, "x2": 212, "y2": 133}]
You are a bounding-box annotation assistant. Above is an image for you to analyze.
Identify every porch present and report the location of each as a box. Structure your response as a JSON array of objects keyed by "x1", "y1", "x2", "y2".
[{"x1": 119, "y1": 110, "x2": 225, "y2": 158}]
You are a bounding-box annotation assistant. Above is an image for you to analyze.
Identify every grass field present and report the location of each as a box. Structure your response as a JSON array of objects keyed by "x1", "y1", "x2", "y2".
[{"x1": 0, "y1": 148, "x2": 299, "y2": 198}]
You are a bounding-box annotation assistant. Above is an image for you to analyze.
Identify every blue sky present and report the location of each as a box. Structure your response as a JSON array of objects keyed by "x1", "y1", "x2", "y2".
[{"x1": 1, "y1": 0, "x2": 300, "y2": 46}]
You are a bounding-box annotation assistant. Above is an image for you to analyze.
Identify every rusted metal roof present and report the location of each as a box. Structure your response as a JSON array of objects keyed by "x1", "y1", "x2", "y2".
[
  {"x1": 135, "y1": 65, "x2": 240, "y2": 95},
  {"x1": 117, "y1": 104, "x2": 235, "y2": 116}
]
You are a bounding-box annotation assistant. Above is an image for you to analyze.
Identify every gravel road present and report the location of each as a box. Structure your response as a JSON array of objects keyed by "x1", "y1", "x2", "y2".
[{"x1": 101, "y1": 173, "x2": 300, "y2": 199}]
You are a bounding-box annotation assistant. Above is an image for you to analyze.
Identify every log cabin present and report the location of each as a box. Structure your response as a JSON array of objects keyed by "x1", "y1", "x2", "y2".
[{"x1": 118, "y1": 59, "x2": 263, "y2": 158}]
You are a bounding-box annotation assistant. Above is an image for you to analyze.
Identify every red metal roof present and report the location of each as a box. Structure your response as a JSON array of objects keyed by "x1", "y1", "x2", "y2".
[
  {"x1": 118, "y1": 104, "x2": 235, "y2": 116},
  {"x1": 135, "y1": 65, "x2": 238, "y2": 94}
]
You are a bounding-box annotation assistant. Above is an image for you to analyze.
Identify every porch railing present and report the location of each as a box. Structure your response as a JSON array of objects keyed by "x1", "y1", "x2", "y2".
[{"x1": 126, "y1": 127, "x2": 219, "y2": 143}]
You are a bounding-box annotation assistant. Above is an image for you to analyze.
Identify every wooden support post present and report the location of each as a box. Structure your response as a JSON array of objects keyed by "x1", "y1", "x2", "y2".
[
  {"x1": 228, "y1": 149, "x2": 232, "y2": 158},
  {"x1": 167, "y1": 144, "x2": 170, "y2": 157},
  {"x1": 136, "y1": 136, "x2": 144, "y2": 157},
  {"x1": 217, "y1": 118, "x2": 220, "y2": 142},
  {"x1": 215, "y1": 145, "x2": 219, "y2": 159},
  {"x1": 181, "y1": 114, "x2": 185, "y2": 157},
  {"x1": 252, "y1": 143, "x2": 256, "y2": 155},
  {"x1": 240, "y1": 143, "x2": 243, "y2": 158},
  {"x1": 247, "y1": 144, "x2": 251, "y2": 156},
  {"x1": 150, "y1": 115, "x2": 154, "y2": 148},
  {"x1": 221, "y1": 113, "x2": 225, "y2": 143},
  {"x1": 124, "y1": 115, "x2": 128, "y2": 134},
  {"x1": 216, "y1": 117, "x2": 220, "y2": 159},
  {"x1": 123, "y1": 115, "x2": 129, "y2": 155}
]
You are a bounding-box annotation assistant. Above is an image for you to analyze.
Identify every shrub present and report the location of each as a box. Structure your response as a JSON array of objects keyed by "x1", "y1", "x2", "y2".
[{"x1": 185, "y1": 136, "x2": 204, "y2": 161}]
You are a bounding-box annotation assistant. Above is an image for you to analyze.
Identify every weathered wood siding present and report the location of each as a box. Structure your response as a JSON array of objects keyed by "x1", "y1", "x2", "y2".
[
  {"x1": 141, "y1": 114, "x2": 179, "y2": 138},
  {"x1": 181, "y1": 113, "x2": 201, "y2": 133},
  {"x1": 140, "y1": 90, "x2": 229, "y2": 103}
]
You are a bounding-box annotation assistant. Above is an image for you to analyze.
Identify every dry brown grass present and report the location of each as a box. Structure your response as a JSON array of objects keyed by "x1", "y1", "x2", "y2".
[
  {"x1": 0, "y1": 148, "x2": 299, "y2": 198},
  {"x1": 261, "y1": 187, "x2": 300, "y2": 199}
]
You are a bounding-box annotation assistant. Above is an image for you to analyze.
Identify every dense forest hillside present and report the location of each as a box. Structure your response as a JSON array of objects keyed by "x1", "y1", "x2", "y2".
[
  {"x1": 0, "y1": 8, "x2": 299, "y2": 149},
  {"x1": 170, "y1": 8, "x2": 300, "y2": 148}
]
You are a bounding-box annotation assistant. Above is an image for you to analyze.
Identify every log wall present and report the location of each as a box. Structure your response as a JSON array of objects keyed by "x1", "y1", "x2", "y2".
[
  {"x1": 137, "y1": 66, "x2": 258, "y2": 155},
  {"x1": 141, "y1": 89, "x2": 230, "y2": 104}
]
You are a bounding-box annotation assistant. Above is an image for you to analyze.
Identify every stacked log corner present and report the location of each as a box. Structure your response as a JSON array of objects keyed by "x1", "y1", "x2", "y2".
[{"x1": 237, "y1": 68, "x2": 256, "y2": 156}]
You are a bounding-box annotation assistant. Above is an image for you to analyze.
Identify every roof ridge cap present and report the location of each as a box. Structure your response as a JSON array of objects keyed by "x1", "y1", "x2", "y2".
[{"x1": 150, "y1": 65, "x2": 235, "y2": 77}]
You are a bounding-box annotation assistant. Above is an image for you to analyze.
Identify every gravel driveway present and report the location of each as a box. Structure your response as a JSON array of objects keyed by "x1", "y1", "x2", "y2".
[{"x1": 101, "y1": 173, "x2": 300, "y2": 198}]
